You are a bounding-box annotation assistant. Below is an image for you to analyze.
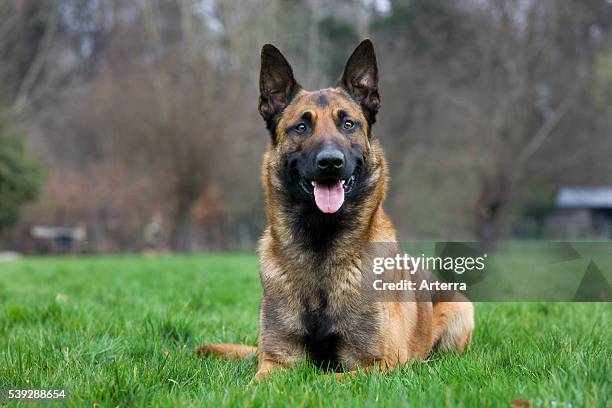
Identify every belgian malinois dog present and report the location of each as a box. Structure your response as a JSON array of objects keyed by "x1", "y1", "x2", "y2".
[{"x1": 197, "y1": 39, "x2": 474, "y2": 380}]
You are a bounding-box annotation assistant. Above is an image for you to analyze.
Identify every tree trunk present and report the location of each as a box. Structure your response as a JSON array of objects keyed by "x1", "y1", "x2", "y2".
[
  {"x1": 170, "y1": 203, "x2": 193, "y2": 253},
  {"x1": 475, "y1": 173, "x2": 511, "y2": 251},
  {"x1": 476, "y1": 211, "x2": 502, "y2": 252}
]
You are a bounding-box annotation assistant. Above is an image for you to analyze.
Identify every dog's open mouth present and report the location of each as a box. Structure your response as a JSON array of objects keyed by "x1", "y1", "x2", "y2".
[{"x1": 299, "y1": 167, "x2": 360, "y2": 214}]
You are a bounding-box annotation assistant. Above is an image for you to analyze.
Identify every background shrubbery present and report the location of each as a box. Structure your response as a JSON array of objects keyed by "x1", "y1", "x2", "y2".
[
  {"x1": 1, "y1": 0, "x2": 611, "y2": 252},
  {"x1": 0, "y1": 118, "x2": 42, "y2": 231}
]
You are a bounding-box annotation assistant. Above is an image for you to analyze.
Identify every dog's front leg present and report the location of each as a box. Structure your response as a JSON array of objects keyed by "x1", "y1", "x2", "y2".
[{"x1": 252, "y1": 325, "x2": 305, "y2": 381}]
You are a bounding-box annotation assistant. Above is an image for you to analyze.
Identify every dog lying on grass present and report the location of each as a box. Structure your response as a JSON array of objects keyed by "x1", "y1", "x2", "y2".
[{"x1": 197, "y1": 39, "x2": 474, "y2": 381}]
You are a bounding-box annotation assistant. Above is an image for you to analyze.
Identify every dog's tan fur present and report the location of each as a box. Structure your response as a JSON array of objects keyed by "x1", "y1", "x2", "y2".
[{"x1": 197, "y1": 40, "x2": 474, "y2": 381}]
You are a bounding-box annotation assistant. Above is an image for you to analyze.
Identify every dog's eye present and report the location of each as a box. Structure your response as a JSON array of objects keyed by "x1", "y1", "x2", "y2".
[
  {"x1": 343, "y1": 120, "x2": 355, "y2": 130},
  {"x1": 295, "y1": 123, "x2": 307, "y2": 133}
]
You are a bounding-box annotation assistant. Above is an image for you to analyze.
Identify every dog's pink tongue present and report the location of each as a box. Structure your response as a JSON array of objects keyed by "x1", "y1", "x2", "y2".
[{"x1": 314, "y1": 181, "x2": 344, "y2": 214}]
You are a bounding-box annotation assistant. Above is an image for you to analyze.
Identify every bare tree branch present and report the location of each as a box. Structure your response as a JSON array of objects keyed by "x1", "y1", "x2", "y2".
[
  {"x1": 12, "y1": 1, "x2": 59, "y2": 115},
  {"x1": 511, "y1": 88, "x2": 579, "y2": 183}
]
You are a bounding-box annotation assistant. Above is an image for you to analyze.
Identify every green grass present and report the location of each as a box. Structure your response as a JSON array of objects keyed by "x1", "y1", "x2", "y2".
[{"x1": 0, "y1": 254, "x2": 610, "y2": 407}]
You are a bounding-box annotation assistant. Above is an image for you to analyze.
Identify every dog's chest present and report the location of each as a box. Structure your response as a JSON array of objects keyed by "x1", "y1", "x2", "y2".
[
  {"x1": 298, "y1": 289, "x2": 341, "y2": 369},
  {"x1": 297, "y1": 286, "x2": 378, "y2": 370},
  {"x1": 260, "y1": 250, "x2": 381, "y2": 370}
]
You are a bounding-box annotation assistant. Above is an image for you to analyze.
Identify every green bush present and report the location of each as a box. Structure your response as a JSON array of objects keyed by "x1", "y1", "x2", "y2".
[{"x1": 0, "y1": 120, "x2": 43, "y2": 230}]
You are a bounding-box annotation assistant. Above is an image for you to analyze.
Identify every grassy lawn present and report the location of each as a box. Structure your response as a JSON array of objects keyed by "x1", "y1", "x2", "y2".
[{"x1": 0, "y1": 254, "x2": 610, "y2": 407}]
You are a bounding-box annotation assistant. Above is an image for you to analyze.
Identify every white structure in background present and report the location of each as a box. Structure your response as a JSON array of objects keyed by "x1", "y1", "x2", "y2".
[
  {"x1": 31, "y1": 225, "x2": 86, "y2": 252},
  {"x1": 547, "y1": 187, "x2": 612, "y2": 238},
  {"x1": 0, "y1": 251, "x2": 21, "y2": 262}
]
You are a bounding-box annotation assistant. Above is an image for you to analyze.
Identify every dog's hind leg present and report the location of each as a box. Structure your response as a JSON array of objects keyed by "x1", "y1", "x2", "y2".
[
  {"x1": 431, "y1": 294, "x2": 474, "y2": 354},
  {"x1": 196, "y1": 343, "x2": 257, "y2": 359}
]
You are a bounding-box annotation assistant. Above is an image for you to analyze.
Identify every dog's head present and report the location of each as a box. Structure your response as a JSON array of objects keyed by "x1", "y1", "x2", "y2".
[{"x1": 259, "y1": 40, "x2": 384, "y2": 216}]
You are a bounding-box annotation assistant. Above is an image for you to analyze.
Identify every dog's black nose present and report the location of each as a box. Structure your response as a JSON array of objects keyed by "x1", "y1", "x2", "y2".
[{"x1": 316, "y1": 149, "x2": 344, "y2": 170}]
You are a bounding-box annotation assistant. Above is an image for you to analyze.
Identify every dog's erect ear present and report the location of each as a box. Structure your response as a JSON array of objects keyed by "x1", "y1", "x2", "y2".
[
  {"x1": 259, "y1": 44, "x2": 300, "y2": 129},
  {"x1": 339, "y1": 39, "x2": 380, "y2": 124}
]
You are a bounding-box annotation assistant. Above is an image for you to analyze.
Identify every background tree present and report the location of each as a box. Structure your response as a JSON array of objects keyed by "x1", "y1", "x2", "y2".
[{"x1": 372, "y1": 0, "x2": 612, "y2": 244}]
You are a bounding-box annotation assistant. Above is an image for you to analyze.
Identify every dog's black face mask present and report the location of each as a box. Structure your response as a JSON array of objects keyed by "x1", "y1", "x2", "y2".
[{"x1": 283, "y1": 106, "x2": 366, "y2": 215}]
